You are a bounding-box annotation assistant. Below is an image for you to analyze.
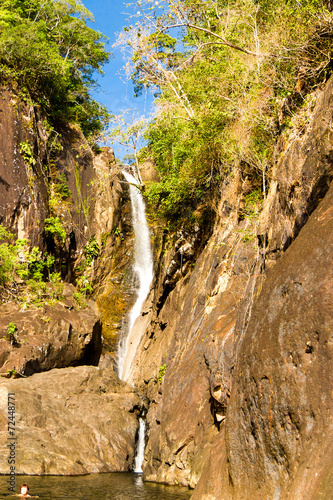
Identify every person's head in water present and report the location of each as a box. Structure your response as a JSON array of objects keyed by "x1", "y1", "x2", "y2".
[{"x1": 20, "y1": 484, "x2": 29, "y2": 496}]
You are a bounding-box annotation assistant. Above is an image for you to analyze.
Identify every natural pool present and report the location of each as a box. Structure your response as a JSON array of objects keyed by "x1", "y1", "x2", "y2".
[{"x1": 0, "y1": 473, "x2": 192, "y2": 499}]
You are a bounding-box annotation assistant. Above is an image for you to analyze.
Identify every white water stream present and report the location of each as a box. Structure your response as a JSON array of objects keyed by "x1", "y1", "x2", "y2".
[
  {"x1": 134, "y1": 414, "x2": 147, "y2": 473},
  {"x1": 117, "y1": 170, "x2": 153, "y2": 472},
  {"x1": 117, "y1": 171, "x2": 153, "y2": 380}
]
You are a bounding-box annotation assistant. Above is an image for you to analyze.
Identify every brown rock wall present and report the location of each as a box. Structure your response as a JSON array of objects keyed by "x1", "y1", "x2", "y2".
[
  {"x1": 0, "y1": 285, "x2": 102, "y2": 377},
  {"x1": 258, "y1": 77, "x2": 333, "y2": 264},
  {"x1": 227, "y1": 182, "x2": 333, "y2": 499},
  {"x1": 0, "y1": 87, "x2": 48, "y2": 246},
  {"x1": 125, "y1": 76, "x2": 333, "y2": 498}
]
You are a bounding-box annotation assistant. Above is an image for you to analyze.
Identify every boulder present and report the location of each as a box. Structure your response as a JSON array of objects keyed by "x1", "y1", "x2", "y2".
[{"x1": 0, "y1": 365, "x2": 140, "y2": 474}]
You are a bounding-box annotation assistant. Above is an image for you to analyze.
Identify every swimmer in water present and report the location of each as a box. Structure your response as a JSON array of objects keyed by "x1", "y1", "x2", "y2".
[
  {"x1": 13, "y1": 484, "x2": 39, "y2": 498},
  {"x1": 19, "y1": 484, "x2": 31, "y2": 497}
]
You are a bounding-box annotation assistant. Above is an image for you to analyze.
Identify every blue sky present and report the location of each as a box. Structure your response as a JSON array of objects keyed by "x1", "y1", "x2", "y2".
[{"x1": 82, "y1": 0, "x2": 154, "y2": 158}]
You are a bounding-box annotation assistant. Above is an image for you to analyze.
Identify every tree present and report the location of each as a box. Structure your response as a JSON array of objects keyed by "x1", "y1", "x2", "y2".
[
  {"x1": 107, "y1": 111, "x2": 148, "y2": 183},
  {"x1": 116, "y1": 0, "x2": 333, "y2": 225},
  {"x1": 115, "y1": 0, "x2": 267, "y2": 119},
  {"x1": 0, "y1": 0, "x2": 110, "y2": 137}
]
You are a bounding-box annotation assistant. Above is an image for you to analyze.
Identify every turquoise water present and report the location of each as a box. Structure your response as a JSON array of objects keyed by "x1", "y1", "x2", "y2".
[{"x1": 0, "y1": 473, "x2": 192, "y2": 499}]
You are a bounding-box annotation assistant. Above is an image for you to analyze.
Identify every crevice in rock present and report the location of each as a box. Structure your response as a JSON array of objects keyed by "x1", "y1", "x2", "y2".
[
  {"x1": 77, "y1": 320, "x2": 102, "y2": 366},
  {"x1": 155, "y1": 218, "x2": 215, "y2": 316},
  {"x1": 156, "y1": 283, "x2": 173, "y2": 316},
  {"x1": 290, "y1": 174, "x2": 333, "y2": 245},
  {"x1": 24, "y1": 359, "x2": 42, "y2": 377},
  {"x1": 210, "y1": 396, "x2": 227, "y2": 430},
  {"x1": 174, "y1": 436, "x2": 194, "y2": 456}
]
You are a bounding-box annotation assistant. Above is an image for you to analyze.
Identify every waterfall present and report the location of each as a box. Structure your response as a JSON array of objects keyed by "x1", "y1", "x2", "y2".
[
  {"x1": 134, "y1": 412, "x2": 146, "y2": 473},
  {"x1": 117, "y1": 170, "x2": 153, "y2": 381}
]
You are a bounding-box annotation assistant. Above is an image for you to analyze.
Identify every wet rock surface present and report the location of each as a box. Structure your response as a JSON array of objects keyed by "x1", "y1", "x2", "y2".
[
  {"x1": 0, "y1": 365, "x2": 140, "y2": 474},
  {"x1": 0, "y1": 84, "x2": 138, "y2": 365},
  {"x1": 92, "y1": 165, "x2": 136, "y2": 359}
]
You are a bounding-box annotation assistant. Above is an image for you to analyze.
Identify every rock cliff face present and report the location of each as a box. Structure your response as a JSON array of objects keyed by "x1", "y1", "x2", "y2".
[
  {"x1": 0, "y1": 87, "x2": 48, "y2": 246},
  {"x1": 227, "y1": 181, "x2": 333, "y2": 500},
  {"x1": 0, "y1": 85, "x2": 139, "y2": 474},
  {"x1": 0, "y1": 85, "x2": 134, "y2": 367},
  {"x1": 0, "y1": 286, "x2": 102, "y2": 377},
  {"x1": 125, "y1": 76, "x2": 333, "y2": 499},
  {"x1": 0, "y1": 71, "x2": 332, "y2": 497}
]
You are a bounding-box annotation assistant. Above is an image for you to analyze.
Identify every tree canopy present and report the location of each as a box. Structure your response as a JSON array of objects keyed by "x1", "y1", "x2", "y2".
[
  {"x1": 0, "y1": 0, "x2": 110, "y2": 137},
  {"x1": 116, "y1": 0, "x2": 333, "y2": 225}
]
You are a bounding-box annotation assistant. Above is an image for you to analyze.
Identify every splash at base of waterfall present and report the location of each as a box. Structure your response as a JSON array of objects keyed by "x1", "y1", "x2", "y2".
[{"x1": 117, "y1": 170, "x2": 153, "y2": 381}]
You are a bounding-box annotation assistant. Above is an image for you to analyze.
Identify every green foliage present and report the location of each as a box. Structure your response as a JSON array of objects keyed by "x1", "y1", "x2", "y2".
[
  {"x1": 20, "y1": 141, "x2": 36, "y2": 167},
  {"x1": 53, "y1": 173, "x2": 71, "y2": 200},
  {"x1": 49, "y1": 272, "x2": 64, "y2": 300},
  {"x1": 145, "y1": 173, "x2": 195, "y2": 222},
  {"x1": 6, "y1": 368, "x2": 17, "y2": 377},
  {"x1": 0, "y1": 226, "x2": 13, "y2": 241},
  {"x1": 44, "y1": 217, "x2": 66, "y2": 244},
  {"x1": 0, "y1": 224, "x2": 65, "y2": 306},
  {"x1": 238, "y1": 228, "x2": 256, "y2": 243},
  {"x1": 6, "y1": 322, "x2": 16, "y2": 337},
  {"x1": 119, "y1": 0, "x2": 333, "y2": 225},
  {"x1": 73, "y1": 236, "x2": 99, "y2": 307},
  {"x1": 158, "y1": 363, "x2": 166, "y2": 382},
  {"x1": 0, "y1": 226, "x2": 27, "y2": 286},
  {"x1": 83, "y1": 237, "x2": 99, "y2": 265},
  {"x1": 0, "y1": 0, "x2": 110, "y2": 138},
  {"x1": 45, "y1": 254, "x2": 55, "y2": 271},
  {"x1": 242, "y1": 190, "x2": 264, "y2": 221},
  {"x1": 73, "y1": 291, "x2": 86, "y2": 309},
  {"x1": 48, "y1": 173, "x2": 71, "y2": 212},
  {"x1": 76, "y1": 274, "x2": 93, "y2": 295}
]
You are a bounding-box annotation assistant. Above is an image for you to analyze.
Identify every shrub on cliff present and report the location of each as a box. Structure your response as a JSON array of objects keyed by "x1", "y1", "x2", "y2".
[
  {"x1": 0, "y1": 0, "x2": 110, "y2": 138},
  {"x1": 0, "y1": 226, "x2": 23, "y2": 287},
  {"x1": 0, "y1": 225, "x2": 65, "y2": 305}
]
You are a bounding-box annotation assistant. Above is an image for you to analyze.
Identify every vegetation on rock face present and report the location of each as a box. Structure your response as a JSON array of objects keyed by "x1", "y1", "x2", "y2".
[
  {"x1": 44, "y1": 217, "x2": 67, "y2": 244},
  {"x1": 158, "y1": 363, "x2": 166, "y2": 382},
  {"x1": 116, "y1": 0, "x2": 333, "y2": 225},
  {"x1": 0, "y1": 0, "x2": 110, "y2": 139},
  {"x1": 0, "y1": 225, "x2": 64, "y2": 307}
]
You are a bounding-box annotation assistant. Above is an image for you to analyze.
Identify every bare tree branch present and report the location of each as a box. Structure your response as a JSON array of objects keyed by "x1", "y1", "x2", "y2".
[{"x1": 158, "y1": 22, "x2": 266, "y2": 58}]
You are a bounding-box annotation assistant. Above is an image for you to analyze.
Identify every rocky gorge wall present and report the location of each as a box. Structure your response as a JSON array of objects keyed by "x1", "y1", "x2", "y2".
[
  {"x1": 0, "y1": 84, "x2": 140, "y2": 474},
  {"x1": 125, "y1": 76, "x2": 333, "y2": 499},
  {"x1": 0, "y1": 84, "x2": 137, "y2": 371},
  {"x1": 0, "y1": 70, "x2": 332, "y2": 500}
]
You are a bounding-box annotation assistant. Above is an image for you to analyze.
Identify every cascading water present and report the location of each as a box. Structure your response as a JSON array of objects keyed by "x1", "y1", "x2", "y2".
[
  {"x1": 134, "y1": 411, "x2": 147, "y2": 473},
  {"x1": 117, "y1": 170, "x2": 152, "y2": 473},
  {"x1": 117, "y1": 170, "x2": 153, "y2": 381}
]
